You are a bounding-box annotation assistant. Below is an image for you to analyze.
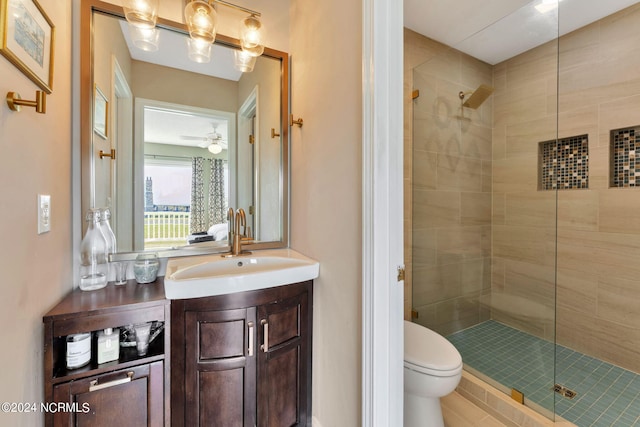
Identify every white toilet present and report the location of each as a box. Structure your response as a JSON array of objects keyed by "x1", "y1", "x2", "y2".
[{"x1": 404, "y1": 320, "x2": 463, "y2": 427}]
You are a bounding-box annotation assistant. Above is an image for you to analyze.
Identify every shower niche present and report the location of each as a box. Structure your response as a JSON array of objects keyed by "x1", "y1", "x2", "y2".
[
  {"x1": 610, "y1": 125, "x2": 640, "y2": 188},
  {"x1": 538, "y1": 135, "x2": 589, "y2": 191}
]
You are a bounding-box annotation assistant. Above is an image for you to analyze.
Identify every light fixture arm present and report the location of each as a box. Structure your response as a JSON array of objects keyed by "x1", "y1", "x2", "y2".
[{"x1": 207, "y1": 0, "x2": 261, "y2": 17}]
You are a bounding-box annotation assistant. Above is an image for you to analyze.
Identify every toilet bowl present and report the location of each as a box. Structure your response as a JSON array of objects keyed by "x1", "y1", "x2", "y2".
[{"x1": 404, "y1": 321, "x2": 463, "y2": 427}]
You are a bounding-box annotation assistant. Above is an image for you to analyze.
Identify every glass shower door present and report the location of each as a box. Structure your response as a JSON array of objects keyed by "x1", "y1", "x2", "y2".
[{"x1": 409, "y1": 1, "x2": 559, "y2": 419}]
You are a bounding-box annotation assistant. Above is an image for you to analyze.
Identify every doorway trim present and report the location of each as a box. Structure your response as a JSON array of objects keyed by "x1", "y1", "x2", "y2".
[{"x1": 361, "y1": 0, "x2": 404, "y2": 425}]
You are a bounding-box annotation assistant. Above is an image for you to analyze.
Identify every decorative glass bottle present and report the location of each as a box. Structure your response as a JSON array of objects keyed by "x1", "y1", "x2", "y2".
[
  {"x1": 79, "y1": 209, "x2": 109, "y2": 291},
  {"x1": 98, "y1": 208, "x2": 117, "y2": 254},
  {"x1": 98, "y1": 208, "x2": 117, "y2": 281}
]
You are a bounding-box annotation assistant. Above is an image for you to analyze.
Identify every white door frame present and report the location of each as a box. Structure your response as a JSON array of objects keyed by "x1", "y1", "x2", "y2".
[{"x1": 362, "y1": 0, "x2": 404, "y2": 425}]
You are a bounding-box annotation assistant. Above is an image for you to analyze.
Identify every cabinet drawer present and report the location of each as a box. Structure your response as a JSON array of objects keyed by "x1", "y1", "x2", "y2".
[{"x1": 52, "y1": 362, "x2": 164, "y2": 427}]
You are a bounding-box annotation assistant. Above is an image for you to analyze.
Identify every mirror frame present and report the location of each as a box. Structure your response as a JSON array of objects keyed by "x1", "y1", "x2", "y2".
[{"x1": 80, "y1": 0, "x2": 289, "y2": 260}]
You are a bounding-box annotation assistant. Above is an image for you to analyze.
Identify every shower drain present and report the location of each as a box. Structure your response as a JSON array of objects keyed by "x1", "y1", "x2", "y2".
[{"x1": 552, "y1": 384, "x2": 577, "y2": 399}]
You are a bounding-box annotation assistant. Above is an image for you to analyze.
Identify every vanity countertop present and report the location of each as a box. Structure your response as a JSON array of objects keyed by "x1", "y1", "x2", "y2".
[{"x1": 43, "y1": 278, "x2": 168, "y2": 323}]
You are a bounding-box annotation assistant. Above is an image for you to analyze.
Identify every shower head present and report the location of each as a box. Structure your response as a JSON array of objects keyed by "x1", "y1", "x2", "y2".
[{"x1": 459, "y1": 84, "x2": 494, "y2": 109}]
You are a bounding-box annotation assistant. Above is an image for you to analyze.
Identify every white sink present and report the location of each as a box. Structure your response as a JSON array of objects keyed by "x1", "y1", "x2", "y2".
[{"x1": 163, "y1": 248, "x2": 320, "y2": 299}]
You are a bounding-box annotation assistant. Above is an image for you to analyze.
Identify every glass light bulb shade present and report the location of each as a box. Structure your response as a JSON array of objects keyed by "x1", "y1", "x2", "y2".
[
  {"x1": 240, "y1": 15, "x2": 264, "y2": 57},
  {"x1": 234, "y1": 49, "x2": 257, "y2": 73},
  {"x1": 187, "y1": 37, "x2": 212, "y2": 63},
  {"x1": 128, "y1": 24, "x2": 159, "y2": 52},
  {"x1": 208, "y1": 143, "x2": 223, "y2": 154},
  {"x1": 185, "y1": 1, "x2": 217, "y2": 44},
  {"x1": 123, "y1": 0, "x2": 159, "y2": 29}
]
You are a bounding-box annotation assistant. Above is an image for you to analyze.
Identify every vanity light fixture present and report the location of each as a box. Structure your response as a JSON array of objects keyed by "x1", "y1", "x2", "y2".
[
  {"x1": 239, "y1": 14, "x2": 265, "y2": 57},
  {"x1": 184, "y1": 0, "x2": 264, "y2": 70},
  {"x1": 128, "y1": 24, "x2": 160, "y2": 52},
  {"x1": 187, "y1": 38, "x2": 213, "y2": 63},
  {"x1": 124, "y1": 0, "x2": 264, "y2": 71},
  {"x1": 233, "y1": 50, "x2": 257, "y2": 72},
  {"x1": 184, "y1": 0, "x2": 218, "y2": 45},
  {"x1": 122, "y1": 0, "x2": 159, "y2": 29}
]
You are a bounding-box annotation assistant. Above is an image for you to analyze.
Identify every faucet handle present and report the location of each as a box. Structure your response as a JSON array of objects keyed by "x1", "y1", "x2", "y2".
[{"x1": 227, "y1": 207, "x2": 235, "y2": 241}]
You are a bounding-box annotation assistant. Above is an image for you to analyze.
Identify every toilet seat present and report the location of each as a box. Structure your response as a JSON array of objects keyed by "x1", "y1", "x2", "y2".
[
  {"x1": 404, "y1": 321, "x2": 463, "y2": 375},
  {"x1": 404, "y1": 359, "x2": 462, "y2": 377}
]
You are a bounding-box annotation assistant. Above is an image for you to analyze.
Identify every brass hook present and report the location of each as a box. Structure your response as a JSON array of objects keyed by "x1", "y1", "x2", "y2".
[
  {"x1": 290, "y1": 114, "x2": 303, "y2": 127},
  {"x1": 271, "y1": 128, "x2": 280, "y2": 138},
  {"x1": 99, "y1": 149, "x2": 116, "y2": 160},
  {"x1": 6, "y1": 91, "x2": 46, "y2": 114}
]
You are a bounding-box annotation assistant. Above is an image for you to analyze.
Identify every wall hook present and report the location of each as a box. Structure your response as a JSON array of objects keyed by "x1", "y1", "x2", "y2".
[
  {"x1": 6, "y1": 91, "x2": 46, "y2": 114},
  {"x1": 290, "y1": 114, "x2": 303, "y2": 127},
  {"x1": 99, "y1": 149, "x2": 116, "y2": 160},
  {"x1": 271, "y1": 128, "x2": 280, "y2": 138}
]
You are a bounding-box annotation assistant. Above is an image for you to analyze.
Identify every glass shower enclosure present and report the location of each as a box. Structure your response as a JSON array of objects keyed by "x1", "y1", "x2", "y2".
[{"x1": 409, "y1": 0, "x2": 640, "y2": 424}]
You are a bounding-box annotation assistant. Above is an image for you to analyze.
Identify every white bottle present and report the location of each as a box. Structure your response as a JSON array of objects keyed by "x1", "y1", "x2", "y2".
[{"x1": 97, "y1": 328, "x2": 120, "y2": 364}]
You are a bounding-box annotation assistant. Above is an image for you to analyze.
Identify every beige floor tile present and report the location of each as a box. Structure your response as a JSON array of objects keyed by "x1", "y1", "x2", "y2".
[{"x1": 442, "y1": 392, "x2": 507, "y2": 427}]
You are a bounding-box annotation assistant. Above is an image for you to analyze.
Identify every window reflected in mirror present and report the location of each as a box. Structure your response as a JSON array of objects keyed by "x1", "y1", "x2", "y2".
[{"x1": 140, "y1": 103, "x2": 231, "y2": 250}]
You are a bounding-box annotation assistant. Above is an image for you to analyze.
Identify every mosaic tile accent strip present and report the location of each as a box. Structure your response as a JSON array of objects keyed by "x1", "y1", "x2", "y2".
[
  {"x1": 448, "y1": 320, "x2": 640, "y2": 427},
  {"x1": 610, "y1": 126, "x2": 640, "y2": 188},
  {"x1": 539, "y1": 135, "x2": 589, "y2": 190}
]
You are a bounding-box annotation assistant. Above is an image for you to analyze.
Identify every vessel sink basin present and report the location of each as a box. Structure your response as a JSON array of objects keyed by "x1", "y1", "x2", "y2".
[{"x1": 164, "y1": 249, "x2": 320, "y2": 299}]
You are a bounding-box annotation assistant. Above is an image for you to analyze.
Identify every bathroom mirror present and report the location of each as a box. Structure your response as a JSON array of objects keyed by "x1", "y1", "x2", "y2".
[{"x1": 80, "y1": 0, "x2": 289, "y2": 257}]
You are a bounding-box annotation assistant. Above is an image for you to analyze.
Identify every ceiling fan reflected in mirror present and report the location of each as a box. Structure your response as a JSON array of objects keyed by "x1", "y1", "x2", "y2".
[{"x1": 180, "y1": 124, "x2": 228, "y2": 154}]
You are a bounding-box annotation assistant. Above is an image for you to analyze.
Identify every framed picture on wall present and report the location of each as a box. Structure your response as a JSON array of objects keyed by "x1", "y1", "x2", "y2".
[
  {"x1": 94, "y1": 85, "x2": 108, "y2": 139},
  {"x1": 0, "y1": 0, "x2": 55, "y2": 93}
]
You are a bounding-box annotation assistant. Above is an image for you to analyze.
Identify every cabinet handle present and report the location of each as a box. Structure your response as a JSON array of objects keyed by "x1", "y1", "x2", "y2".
[
  {"x1": 89, "y1": 371, "x2": 134, "y2": 392},
  {"x1": 248, "y1": 321, "x2": 254, "y2": 356},
  {"x1": 260, "y1": 319, "x2": 269, "y2": 352}
]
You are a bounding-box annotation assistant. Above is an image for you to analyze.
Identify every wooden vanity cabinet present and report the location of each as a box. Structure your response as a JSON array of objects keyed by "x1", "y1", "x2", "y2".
[
  {"x1": 171, "y1": 280, "x2": 313, "y2": 427},
  {"x1": 43, "y1": 280, "x2": 170, "y2": 427}
]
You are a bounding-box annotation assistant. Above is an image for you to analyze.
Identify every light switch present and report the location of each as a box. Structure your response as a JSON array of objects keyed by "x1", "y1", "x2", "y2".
[{"x1": 38, "y1": 194, "x2": 51, "y2": 234}]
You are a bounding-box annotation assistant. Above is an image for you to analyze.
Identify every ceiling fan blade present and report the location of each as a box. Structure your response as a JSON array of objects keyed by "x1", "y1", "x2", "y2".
[{"x1": 180, "y1": 135, "x2": 207, "y2": 141}]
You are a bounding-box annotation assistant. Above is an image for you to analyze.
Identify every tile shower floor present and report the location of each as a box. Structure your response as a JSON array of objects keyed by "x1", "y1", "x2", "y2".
[{"x1": 448, "y1": 321, "x2": 640, "y2": 427}]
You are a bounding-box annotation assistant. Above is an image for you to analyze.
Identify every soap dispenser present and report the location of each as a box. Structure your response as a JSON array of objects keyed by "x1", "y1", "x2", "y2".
[{"x1": 97, "y1": 327, "x2": 119, "y2": 364}]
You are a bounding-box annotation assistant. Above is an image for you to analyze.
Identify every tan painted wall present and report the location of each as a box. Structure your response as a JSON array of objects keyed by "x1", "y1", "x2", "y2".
[
  {"x1": 132, "y1": 60, "x2": 239, "y2": 112},
  {"x1": 289, "y1": 0, "x2": 363, "y2": 424},
  {"x1": 0, "y1": 1, "x2": 73, "y2": 425}
]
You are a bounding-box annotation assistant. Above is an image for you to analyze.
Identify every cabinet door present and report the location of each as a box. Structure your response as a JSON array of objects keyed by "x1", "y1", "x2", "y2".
[
  {"x1": 257, "y1": 290, "x2": 311, "y2": 426},
  {"x1": 52, "y1": 361, "x2": 164, "y2": 427},
  {"x1": 185, "y1": 307, "x2": 257, "y2": 427}
]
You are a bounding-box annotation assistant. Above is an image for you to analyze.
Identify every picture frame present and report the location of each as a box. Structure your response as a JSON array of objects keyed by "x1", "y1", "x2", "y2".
[
  {"x1": 94, "y1": 85, "x2": 108, "y2": 139},
  {"x1": 0, "y1": 0, "x2": 55, "y2": 93}
]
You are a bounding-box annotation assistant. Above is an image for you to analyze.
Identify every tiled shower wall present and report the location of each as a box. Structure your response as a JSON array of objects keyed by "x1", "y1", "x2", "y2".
[
  {"x1": 494, "y1": 2, "x2": 640, "y2": 372},
  {"x1": 491, "y1": 39, "x2": 559, "y2": 341},
  {"x1": 553, "y1": 3, "x2": 640, "y2": 373},
  {"x1": 405, "y1": 29, "x2": 493, "y2": 335},
  {"x1": 405, "y1": 2, "x2": 640, "y2": 374}
]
